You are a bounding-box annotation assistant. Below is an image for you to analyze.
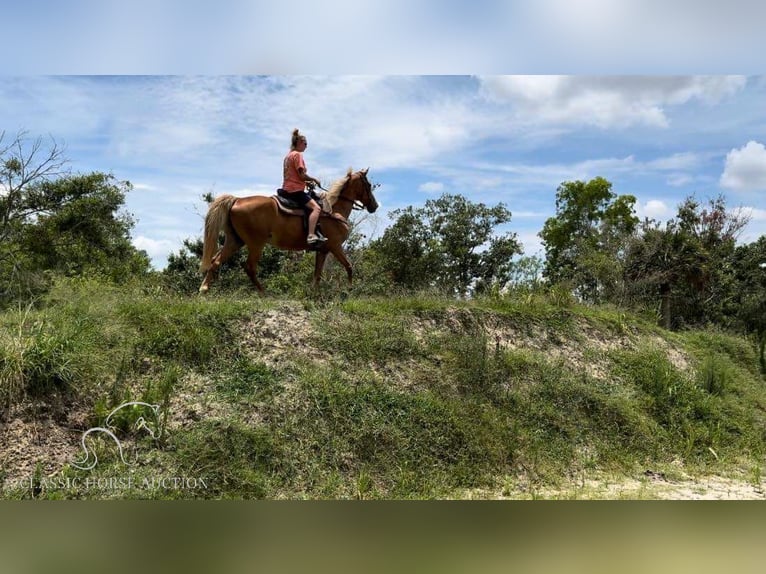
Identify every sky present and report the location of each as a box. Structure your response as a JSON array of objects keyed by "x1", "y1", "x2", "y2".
[
  {"x1": 1, "y1": 75, "x2": 766, "y2": 269},
  {"x1": 2, "y1": 2, "x2": 766, "y2": 269}
]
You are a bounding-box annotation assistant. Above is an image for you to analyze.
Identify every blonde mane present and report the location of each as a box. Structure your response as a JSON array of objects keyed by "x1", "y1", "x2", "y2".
[{"x1": 322, "y1": 168, "x2": 353, "y2": 212}]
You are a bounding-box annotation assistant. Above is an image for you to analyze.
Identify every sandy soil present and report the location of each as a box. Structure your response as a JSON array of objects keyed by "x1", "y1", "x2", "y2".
[{"x1": 465, "y1": 469, "x2": 766, "y2": 500}]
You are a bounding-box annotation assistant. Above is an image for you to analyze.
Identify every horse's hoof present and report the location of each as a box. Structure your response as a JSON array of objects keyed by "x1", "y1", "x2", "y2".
[{"x1": 199, "y1": 286, "x2": 209, "y2": 294}]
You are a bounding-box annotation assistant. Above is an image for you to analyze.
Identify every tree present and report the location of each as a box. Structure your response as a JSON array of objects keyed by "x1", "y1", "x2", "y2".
[
  {"x1": 369, "y1": 206, "x2": 442, "y2": 291},
  {"x1": 1, "y1": 131, "x2": 67, "y2": 251},
  {"x1": 730, "y1": 236, "x2": 766, "y2": 372},
  {"x1": 624, "y1": 221, "x2": 708, "y2": 329},
  {"x1": 540, "y1": 177, "x2": 638, "y2": 302},
  {"x1": 623, "y1": 195, "x2": 748, "y2": 330},
  {"x1": 674, "y1": 195, "x2": 749, "y2": 327},
  {"x1": 372, "y1": 193, "x2": 522, "y2": 295},
  {"x1": 1, "y1": 132, "x2": 150, "y2": 305},
  {"x1": 17, "y1": 173, "x2": 150, "y2": 279}
]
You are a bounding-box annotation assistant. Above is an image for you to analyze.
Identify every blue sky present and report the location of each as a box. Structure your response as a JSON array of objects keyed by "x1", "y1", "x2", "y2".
[{"x1": 1, "y1": 75, "x2": 765, "y2": 269}]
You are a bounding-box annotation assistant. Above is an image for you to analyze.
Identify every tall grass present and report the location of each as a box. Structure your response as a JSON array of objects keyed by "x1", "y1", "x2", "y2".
[
  {"x1": 0, "y1": 299, "x2": 112, "y2": 412},
  {"x1": 0, "y1": 277, "x2": 256, "y2": 416},
  {"x1": 258, "y1": 365, "x2": 515, "y2": 498}
]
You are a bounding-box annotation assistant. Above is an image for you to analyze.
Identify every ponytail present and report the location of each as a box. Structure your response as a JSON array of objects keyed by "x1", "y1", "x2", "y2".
[{"x1": 291, "y1": 129, "x2": 304, "y2": 150}]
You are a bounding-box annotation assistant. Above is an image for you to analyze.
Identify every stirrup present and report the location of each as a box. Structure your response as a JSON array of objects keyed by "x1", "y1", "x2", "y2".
[{"x1": 307, "y1": 233, "x2": 326, "y2": 244}]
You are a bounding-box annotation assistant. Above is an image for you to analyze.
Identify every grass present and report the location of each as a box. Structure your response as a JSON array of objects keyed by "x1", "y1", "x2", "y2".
[{"x1": 2, "y1": 277, "x2": 765, "y2": 499}]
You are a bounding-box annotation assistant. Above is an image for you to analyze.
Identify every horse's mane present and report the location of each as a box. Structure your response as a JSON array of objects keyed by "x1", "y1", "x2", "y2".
[{"x1": 323, "y1": 168, "x2": 353, "y2": 212}]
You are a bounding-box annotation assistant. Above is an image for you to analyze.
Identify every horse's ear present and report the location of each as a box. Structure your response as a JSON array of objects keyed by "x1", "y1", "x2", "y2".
[{"x1": 362, "y1": 167, "x2": 369, "y2": 175}]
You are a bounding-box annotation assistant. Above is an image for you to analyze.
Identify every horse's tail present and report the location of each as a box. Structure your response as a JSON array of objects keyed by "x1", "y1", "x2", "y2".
[{"x1": 199, "y1": 194, "x2": 238, "y2": 273}]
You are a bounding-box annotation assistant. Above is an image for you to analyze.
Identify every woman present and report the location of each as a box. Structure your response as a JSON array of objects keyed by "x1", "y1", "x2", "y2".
[{"x1": 280, "y1": 129, "x2": 326, "y2": 244}]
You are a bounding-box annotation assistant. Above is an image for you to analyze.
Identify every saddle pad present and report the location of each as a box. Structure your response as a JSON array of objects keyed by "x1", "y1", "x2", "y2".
[{"x1": 272, "y1": 195, "x2": 305, "y2": 215}]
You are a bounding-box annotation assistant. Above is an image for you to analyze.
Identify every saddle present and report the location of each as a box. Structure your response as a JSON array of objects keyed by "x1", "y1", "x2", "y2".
[{"x1": 272, "y1": 190, "x2": 327, "y2": 250}]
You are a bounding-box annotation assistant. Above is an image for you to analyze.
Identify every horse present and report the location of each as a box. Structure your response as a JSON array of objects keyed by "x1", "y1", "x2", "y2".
[{"x1": 199, "y1": 168, "x2": 379, "y2": 294}]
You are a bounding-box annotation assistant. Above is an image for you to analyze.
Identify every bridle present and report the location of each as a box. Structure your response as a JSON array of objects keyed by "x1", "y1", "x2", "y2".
[{"x1": 318, "y1": 172, "x2": 376, "y2": 211}]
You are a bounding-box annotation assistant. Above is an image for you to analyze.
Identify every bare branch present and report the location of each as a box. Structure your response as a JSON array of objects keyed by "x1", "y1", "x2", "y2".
[{"x1": 1, "y1": 131, "x2": 69, "y2": 238}]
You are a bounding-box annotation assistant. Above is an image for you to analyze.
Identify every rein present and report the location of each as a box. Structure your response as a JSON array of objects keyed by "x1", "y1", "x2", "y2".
[
  {"x1": 335, "y1": 193, "x2": 365, "y2": 211},
  {"x1": 317, "y1": 181, "x2": 366, "y2": 211}
]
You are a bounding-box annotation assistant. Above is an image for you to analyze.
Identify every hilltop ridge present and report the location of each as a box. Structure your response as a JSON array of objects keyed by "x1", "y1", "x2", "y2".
[{"x1": 1, "y1": 280, "x2": 764, "y2": 499}]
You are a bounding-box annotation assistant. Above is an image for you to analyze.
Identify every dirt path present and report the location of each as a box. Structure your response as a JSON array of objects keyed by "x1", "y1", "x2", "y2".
[{"x1": 465, "y1": 471, "x2": 766, "y2": 500}]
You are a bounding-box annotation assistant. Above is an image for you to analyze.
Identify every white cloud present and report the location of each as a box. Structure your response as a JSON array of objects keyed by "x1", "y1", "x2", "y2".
[
  {"x1": 666, "y1": 174, "x2": 694, "y2": 187},
  {"x1": 468, "y1": 150, "x2": 705, "y2": 189},
  {"x1": 131, "y1": 183, "x2": 158, "y2": 192},
  {"x1": 132, "y1": 235, "x2": 178, "y2": 268},
  {"x1": 737, "y1": 206, "x2": 766, "y2": 221},
  {"x1": 419, "y1": 182, "x2": 444, "y2": 193},
  {"x1": 720, "y1": 140, "x2": 766, "y2": 191},
  {"x1": 516, "y1": 231, "x2": 544, "y2": 257},
  {"x1": 478, "y1": 76, "x2": 746, "y2": 129},
  {"x1": 636, "y1": 199, "x2": 672, "y2": 221},
  {"x1": 646, "y1": 152, "x2": 702, "y2": 171}
]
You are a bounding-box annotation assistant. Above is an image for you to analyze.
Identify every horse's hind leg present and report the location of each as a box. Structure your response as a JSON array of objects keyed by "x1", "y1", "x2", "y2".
[
  {"x1": 199, "y1": 233, "x2": 243, "y2": 293},
  {"x1": 312, "y1": 251, "x2": 328, "y2": 288},
  {"x1": 244, "y1": 242, "x2": 267, "y2": 294}
]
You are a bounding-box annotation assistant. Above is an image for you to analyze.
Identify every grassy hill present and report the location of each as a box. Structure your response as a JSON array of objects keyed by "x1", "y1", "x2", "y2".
[{"x1": 1, "y1": 278, "x2": 764, "y2": 499}]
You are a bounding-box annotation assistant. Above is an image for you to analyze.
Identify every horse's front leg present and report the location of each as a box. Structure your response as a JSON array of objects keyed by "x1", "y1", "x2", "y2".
[
  {"x1": 329, "y1": 247, "x2": 353, "y2": 286},
  {"x1": 312, "y1": 251, "x2": 328, "y2": 288}
]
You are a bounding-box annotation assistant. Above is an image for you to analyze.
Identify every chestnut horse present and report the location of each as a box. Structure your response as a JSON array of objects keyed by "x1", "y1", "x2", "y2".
[{"x1": 199, "y1": 168, "x2": 379, "y2": 293}]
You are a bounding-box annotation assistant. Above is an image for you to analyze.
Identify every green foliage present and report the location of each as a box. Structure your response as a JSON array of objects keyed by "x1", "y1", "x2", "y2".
[
  {"x1": 372, "y1": 193, "x2": 522, "y2": 295},
  {"x1": 22, "y1": 174, "x2": 150, "y2": 277},
  {"x1": 0, "y1": 291, "x2": 116, "y2": 412},
  {"x1": 215, "y1": 357, "x2": 280, "y2": 403},
  {"x1": 730, "y1": 236, "x2": 766, "y2": 372},
  {"x1": 608, "y1": 344, "x2": 763, "y2": 463},
  {"x1": 540, "y1": 177, "x2": 638, "y2": 302},
  {"x1": 1, "y1": 136, "x2": 151, "y2": 308},
  {"x1": 3, "y1": 282, "x2": 766, "y2": 499},
  {"x1": 439, "y1": 326, "x2": 517, "y2": 402},
  {"x1": 366, "y1": 206, "x2": 440, "y2": 290},
  {"x1": 624, "y1": 196, "x2": 749, "y2": 330},
  {"x1": 0, "y1": 277, "x2": 257, "y2": 416}
]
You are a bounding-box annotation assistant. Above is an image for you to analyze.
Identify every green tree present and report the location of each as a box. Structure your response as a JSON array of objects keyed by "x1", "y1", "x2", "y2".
[
  {"x1": 370, "y1": 206, "x2": 443, "y2": 291},
  {"x1": 623, "y1": 195, "x2": 748, "y2": 330},
  {"x1": 674, "y1": 195, "x2": 749, "y2": 327},
  {"x1": 1, "y1": 132, "x2": 67, "y2": 259},
  {"x1": 17, "y1": 173, "x2": 150, "y2": 280},
  {"x1": 372, "y1": 194, "x2": 522, "y2": 295},
  {"x1": 730, "y1": 236, "x2": 766, "y2": 372},
  {"x1": 624, "y1": 220, "x2": 708, "y2": 329},
  {"x1": 539, "y1": 177, "x2": 638, "y2": 303},
  {"x1": 1, "y1": 132, "x2": 150, "y2": 304}
]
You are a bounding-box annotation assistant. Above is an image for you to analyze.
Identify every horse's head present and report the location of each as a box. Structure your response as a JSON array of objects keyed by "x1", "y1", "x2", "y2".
[{"x1": 351, "y1": 168, "x2": 379, "y2": 213}]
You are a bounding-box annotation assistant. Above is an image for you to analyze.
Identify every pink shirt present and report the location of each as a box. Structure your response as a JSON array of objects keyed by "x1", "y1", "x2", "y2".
[{"x1": 282, "y1": 150, "x2": 306, "y2": 192}]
